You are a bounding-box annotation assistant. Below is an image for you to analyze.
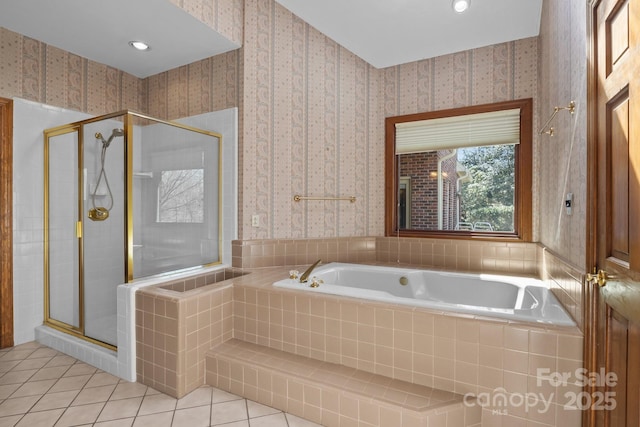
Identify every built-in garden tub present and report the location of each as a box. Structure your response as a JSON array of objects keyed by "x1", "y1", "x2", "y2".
[{"x1": 273, "y1": 262, "x2": 576, "y2": 327}]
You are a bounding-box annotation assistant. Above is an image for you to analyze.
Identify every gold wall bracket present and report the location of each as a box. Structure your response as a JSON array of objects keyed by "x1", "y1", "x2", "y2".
[{"x1": 539, "y1": 101, "x2": 575, "y2": 136}]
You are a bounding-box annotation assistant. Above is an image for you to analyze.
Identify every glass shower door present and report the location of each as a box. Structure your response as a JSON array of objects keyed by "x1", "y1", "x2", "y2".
[
  {"x1": 81, "y1": 120, "x2": 125, "y2": 347},
  {"x1": 46, "y1": 129, "x2": 81, "y2": 332}
]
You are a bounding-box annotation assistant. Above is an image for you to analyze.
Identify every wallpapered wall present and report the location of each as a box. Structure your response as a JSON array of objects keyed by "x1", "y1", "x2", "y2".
[
  {"x1": 145, "y1": 50, "x2": 240, "y2": 120},
  {"x1": 382, "y1": 37, "x2": 539, "y2": 242},
  {"x1": 383, "y1": 38, "x2": 538, "y2": 117},
  {"x1": 169, "y1": 0, "x2": 244, "y2": 47},
  {"x1": 0, "y1": 28, "x2": 145, "y2": 115},
  {"x1": 0, "y1": 0, "x2": 587, "y2": 269},
  {"x1": 537, "y1": 0, "x2": 587, "y2": 270},
  {"x1": 238, "y1": 0, "x2": 540, "y2": 240},
  {"x1": 240, "y1": 0, "x2": 384, "y2": 240}
]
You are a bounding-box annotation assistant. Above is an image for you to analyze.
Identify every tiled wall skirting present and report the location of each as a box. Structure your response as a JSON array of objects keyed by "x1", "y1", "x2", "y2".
[
  {"x1": 539, "y1": 246, "x2": 586, "y2": 331},
  {"x1": 232, "y1": 237, "x2": 539, "y2": 276}
]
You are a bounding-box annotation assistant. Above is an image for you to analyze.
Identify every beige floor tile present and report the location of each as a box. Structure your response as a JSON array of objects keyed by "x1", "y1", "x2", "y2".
[
  {"x1": 0, "y1": 351, "x2": 34, "y2": 362},
  {"x1": 171, "y1": 405, "x2": 210, "y2": 427},
  {"x1": 0, "y1": 370, "x2": 37, "y2": 385},
  {"x1": 0, "y1": 396, "x2": 40, "y2": 417},
  {"x1": 10, "y1": 379, "x2": 56, "y2": 397},
  {"x1": 0, "y1": 361, "x2": 21, "y2": 374},
  {"x1": 12, "y1": 358, "x2": 51, "y2": 372},
  {"x1": 12, "y1": 343, "x2": 42, "y2": 351},
  {"x1": 176, "y1": 386, "x2": 212, "y2": 409},
  {"x1": 29, "y1": 366, "x2": 71, "y2": 382},
  {"x1": 94, "y1": 417, "x2": 135, "y2": 426},
  {"x1": 249, "y1": 413, "x2": 289, "y2": 427},
  {"x1": 0, "y1": 384, "x2": 20, "y2": 400},
  {"x1": 14, "y1": 407, "x2": 64, "y2": 427},
  {"x1": 27, "y1": 348, "x2": 60, "y2": 360},
  {"x1": 210, "y1": 399, "x2": 248, "y2": 425},
  {"x1": 131, "y1": 411, "x2": 173, "y2": 427},
  {"x1": 210, "y1": 388, "x2": 243, "y2": 403},
  {"x1": 85, "y1": 372, "x2": 120, "y2": 389},
  {"x1": 0, "y1": 414, "x2": 22, "y2": 427},
  {"x1": 43, "y1": 356, "x2": 76, "y2": 368},
  {"x1": 247, "y1": 400, "x2": 281, "y2": 418},
  {"x1": 0, "y1": 343, "x2": 320, "y2": 427},
  {"x1": 213, "y1": 421, "x2": 249, "y2": 427},
  {"x1": 71, "y1": 384, "x2": 116, "y2": 406},
  {"x1": 63, "y1": 363, "x2": 97, "y2": 378},
  {"x1": 30, "y1": 390, "x2": 79, "y2": 412},
  {"x1": 137, "y1": 393, "x2": 177, "y2": 416},
  {"x1": 97, "y1": 397, "x2": 143, "y2": 422},
  {"x1": 110, "y1": 382, "x2": 148, "y2": 401},
  {"x1": 56, "y1": 402, "x2": 106, "y2": 426},
  {"x1": 144, "y1": 388, "x2": 161, "y2": 396},
  {"x1": 285, "y1": 413, "x2": 323, "y2": 426},
  {"x1": 48, "y1": 375, "x2": 92, "y2": 393}
]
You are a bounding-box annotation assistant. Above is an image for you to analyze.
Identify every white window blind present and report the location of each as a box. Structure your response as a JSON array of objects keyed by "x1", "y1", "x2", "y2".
[{"x1": 395, "y1": 108, "x2": 521, "y2": 154}]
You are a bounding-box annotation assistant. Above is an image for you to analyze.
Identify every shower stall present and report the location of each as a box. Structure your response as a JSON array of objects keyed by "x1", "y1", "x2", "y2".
[{"x1": 43, "y1": 111, "x2": 222, "y2": 349}]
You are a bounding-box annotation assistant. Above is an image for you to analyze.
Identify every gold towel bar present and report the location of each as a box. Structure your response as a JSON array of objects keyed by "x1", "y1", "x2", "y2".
[
  {"x1": 293, "y1": 195, "x2": 356, "y2": 203},
  {"x1": 539, "y1": 101, "x2": 575, "y2": 136}
]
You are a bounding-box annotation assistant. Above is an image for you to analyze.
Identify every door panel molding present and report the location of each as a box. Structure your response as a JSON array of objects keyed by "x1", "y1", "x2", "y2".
[{"x1": 588, "y1": 1, "x2": 640, "y2": 426}]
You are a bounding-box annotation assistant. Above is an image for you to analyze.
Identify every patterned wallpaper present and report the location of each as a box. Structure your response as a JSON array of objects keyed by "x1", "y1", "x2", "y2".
[
  {"x1": 169, "y1": 0, "x2": 244, "y2": 47},
  {"x1": 240, "y1": 0, "x2": 384, "y2": 240},
  {"x1": 238, "y1": 0, "x2": 540, "y2": 240},
  {"x1": 537, "y1": 0, "x2": 587, "y2": 269},
  {"x1": 145, "y1": 50, "x2": 241, "y2": 120},
  {"x1": 383, "y1": 38, "x2": 538, "y2": 116},
  {"x1": 0, "y1": 28, "x2": 145, "y2": 115},
  {"x1": 383, "y1": 37, "x2": 539, "y2": 242},
  {"x1": 1, "y1": 0, "x2": 588, "y2": 263}
]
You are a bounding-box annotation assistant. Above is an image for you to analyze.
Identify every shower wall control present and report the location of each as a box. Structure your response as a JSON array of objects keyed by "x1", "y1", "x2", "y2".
[{"x1": 565, "y1": 192, "x2": 573, "y2": 215}]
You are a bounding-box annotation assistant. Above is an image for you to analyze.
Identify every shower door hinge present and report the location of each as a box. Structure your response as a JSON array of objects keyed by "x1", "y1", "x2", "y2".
[{"x1": 76, "y1": 221, "x2": 82, "y2": 238}]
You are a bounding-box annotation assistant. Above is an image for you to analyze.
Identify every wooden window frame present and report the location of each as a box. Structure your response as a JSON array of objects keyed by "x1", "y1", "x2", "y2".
[{"x1": 384, "y1": 98, "x2": 533, "y2": 241}]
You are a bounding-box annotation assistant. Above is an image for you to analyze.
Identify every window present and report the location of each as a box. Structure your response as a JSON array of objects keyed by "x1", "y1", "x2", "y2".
[
  {"x1": 385, "y1": 98, "x2": 532, "y2": 240},
  {"x1": 157, "y1": 168, "x2": 204, "y2": 223}
]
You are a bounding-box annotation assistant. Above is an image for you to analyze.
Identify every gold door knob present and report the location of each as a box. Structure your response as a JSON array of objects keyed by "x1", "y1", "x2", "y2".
[{"x1": 586, "y1": 269, "x2": 616, "y2": 287}]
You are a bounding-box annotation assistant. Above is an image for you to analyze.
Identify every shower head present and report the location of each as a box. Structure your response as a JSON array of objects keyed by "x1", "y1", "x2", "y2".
[{"x1": 95, "y1": 128, "x2": 124, "y2": 147}]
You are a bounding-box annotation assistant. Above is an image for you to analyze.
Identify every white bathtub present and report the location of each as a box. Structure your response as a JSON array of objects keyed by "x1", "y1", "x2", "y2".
[{"x1": 273, "y1": 262, "x2": 575, "y2": 327}]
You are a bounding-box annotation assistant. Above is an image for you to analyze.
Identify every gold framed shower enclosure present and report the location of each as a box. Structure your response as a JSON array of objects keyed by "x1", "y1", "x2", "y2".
[{"x1": 43, "y1": 110, "x2": 223, "y2": 350}]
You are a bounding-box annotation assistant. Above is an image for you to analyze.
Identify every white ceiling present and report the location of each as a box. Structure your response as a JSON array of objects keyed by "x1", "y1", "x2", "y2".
[
  {"x1": 274, "y1": 0, "x2": 543, "y2": 68},
  {"x1": 0, "y1": 0, "x2": 542, "y2": 78},
  {"x1": 0, "y1": 0, "x2": 240, "y2": 78}
]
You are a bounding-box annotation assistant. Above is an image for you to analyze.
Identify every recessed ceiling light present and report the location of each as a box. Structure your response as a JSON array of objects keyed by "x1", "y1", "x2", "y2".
[
  {"x1": 128, "y1": 40, "x2": 150, "y2": 51},
  {"x1": 452, "y1": 0, "x2": 470, "y2": 13}
]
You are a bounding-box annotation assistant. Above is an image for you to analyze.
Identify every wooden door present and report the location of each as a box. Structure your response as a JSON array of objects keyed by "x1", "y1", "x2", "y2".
[
  {"x1": 589, "y1": 0, "x2": 640, "y2": 425},
  {"x1": 0, "y1": 97, "x2": 13, "y2": 349}
]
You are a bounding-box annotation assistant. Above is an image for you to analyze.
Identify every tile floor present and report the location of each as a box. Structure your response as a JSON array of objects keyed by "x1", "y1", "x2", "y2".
[{"x1": 0, "y1": 342, "x2": 322, "y2": 427}]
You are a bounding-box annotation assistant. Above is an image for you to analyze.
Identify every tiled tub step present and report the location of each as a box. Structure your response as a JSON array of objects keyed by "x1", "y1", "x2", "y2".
[{"x1": 205, "y1": 339, "x2": 481, "y2": 427}]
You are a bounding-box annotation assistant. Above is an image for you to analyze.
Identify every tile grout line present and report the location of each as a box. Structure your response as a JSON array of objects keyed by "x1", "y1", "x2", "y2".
[{"x1": 0, "y1": 342, "x2": 322, "y2": 427}]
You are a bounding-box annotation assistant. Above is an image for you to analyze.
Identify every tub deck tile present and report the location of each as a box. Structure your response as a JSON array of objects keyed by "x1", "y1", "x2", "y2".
[{"x1": 206, "y1": 339, "x2": 474, "y2": 425}]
